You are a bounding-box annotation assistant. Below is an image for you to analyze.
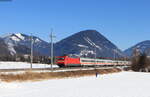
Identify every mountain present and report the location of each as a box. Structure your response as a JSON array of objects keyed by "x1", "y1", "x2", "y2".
[
  {"x1": 54, "y1": 30, "x2": 125, "y2": 58},
  {"x1": 124, "y1": 40, "x2": 150, "y2": 57},
  {"x1": 0, "y1": 30, "x2": 126, "y2": 58},
  {"x1": 2, "y1": 33, "x2": 50, "y2": 56},
  {"x1": 0, "y1": 38, "x2": 11, "y2": 56}
]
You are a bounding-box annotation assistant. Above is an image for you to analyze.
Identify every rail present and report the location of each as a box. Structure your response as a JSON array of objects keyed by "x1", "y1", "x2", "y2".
[{"x1": 0, "y1": 65, "x2": 130, "y2": 73}]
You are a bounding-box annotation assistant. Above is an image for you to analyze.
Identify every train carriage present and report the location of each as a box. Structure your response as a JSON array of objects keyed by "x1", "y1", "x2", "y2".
[{"x1": 80, "y1": 58, "x2": 114, "y2": 66}]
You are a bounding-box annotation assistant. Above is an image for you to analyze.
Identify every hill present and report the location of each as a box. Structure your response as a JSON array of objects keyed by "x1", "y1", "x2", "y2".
[{"x1": 55, "y1": 30, "x2": 125, "y2": 58}]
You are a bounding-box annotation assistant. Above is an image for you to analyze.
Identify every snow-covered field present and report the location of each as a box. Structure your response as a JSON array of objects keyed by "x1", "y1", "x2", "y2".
[
  {"x1": 0, "y1": 71, "x2": 150, "y2": 97},
  {"x1": 0, "y1": 61, "x2": 58, "y2": 69}
]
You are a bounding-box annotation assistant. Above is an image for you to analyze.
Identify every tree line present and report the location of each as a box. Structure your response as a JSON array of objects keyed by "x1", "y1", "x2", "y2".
[
  {"x1": 131, "y1": 48, "x2": 150, "y2": 72},
  {"x1": 0, "y1": 55, "x2": 56, "y2": 64}
]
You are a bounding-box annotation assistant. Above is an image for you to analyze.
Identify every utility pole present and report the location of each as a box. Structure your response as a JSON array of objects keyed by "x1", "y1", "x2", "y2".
[
  {"x1": 95, "y1": 47, "x2": 97, "y2": 65},
  {"x1": 50, "y1": 29, "x2": 55, "y2": 71},
  {"x1": 30, "y1": 33, "x2": 33, "y2": 69},
  {"x1": 90, "y1": 43, "x2": 97, "y2": 66}
]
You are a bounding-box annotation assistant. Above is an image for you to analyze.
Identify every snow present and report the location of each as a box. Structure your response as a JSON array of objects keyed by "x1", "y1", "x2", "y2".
[
  {"x1": 15, "y1": 33, "x2": 25, "y2": 40},
  {"x1": 77, "y1": 44, "x2": 94, "y2": 56},
  {"x1": 0, "y1": 62, "x2": 58, "y2": 74},
  {"x1": 35, "y1": 38, "x2": 41, "y2": 43},
  {"x1": 80, "y1": 50, "x2": 95, "y2": 56},
  {"x1": 7, "y1": 42, "x2": 16, "y2": 55},
  {"x1": 84, "y1": 37, "x2": 101, "y2": 50},
  {"x1": 77, "y1": 44, "x2": 88, "y2": 48},
  {"x1": 0, "y1": 71, "x2": 150, "y2": 97},
  {"x1": 0, "y1": 62, "x2": 57, "y2": 69},
  {"x1": 71, "y1": 50, "x2": 94, "y2": 57},
  {"x1": 11, "y1": 36, "x2": 20, "y2": 41},
  {"x1": 10, "y1": 33, "x2": 25, "y2": 41},
  {"x1": 84, "y1": 37, "x2": 93, "y2": 46}
]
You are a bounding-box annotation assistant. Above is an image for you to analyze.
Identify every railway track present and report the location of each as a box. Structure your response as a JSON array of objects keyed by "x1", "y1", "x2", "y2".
[{"x1": 0, "y1": 66, "x2": 129, "y2": 73}]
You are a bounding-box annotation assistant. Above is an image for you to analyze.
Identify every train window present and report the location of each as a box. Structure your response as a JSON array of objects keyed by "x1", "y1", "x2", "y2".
[
  {"x1": 82, "y1": 60, "x2": 95, "y2": 62},
  {"x1": 91, "y1": 60, "x2": 96, "y2": 62},
  {"x1": 57, "y1": 58, "x2": 65, "y2": 60},
  {"x1": 81, "y1": 60, "x2": 89, "y2": 62},
  {"x1": 97, "y1": 61, "x2": 104, "y2": 63}
]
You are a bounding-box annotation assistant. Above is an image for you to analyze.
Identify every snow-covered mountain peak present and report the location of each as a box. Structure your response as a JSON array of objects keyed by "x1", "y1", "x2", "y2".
[
  {"x1": 3, "y1": 33, "x2": 26, "y2": 42},
  {"x1": 1, "y1": 33, "x2": 50, "y2": 56},
  {"x1": 15, "y1": 33, "x2": 25, "y2": 40}
]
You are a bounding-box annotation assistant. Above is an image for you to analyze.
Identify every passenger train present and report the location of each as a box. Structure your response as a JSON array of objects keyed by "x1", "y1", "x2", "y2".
[{"x1": 56, "y1": 56, "x2": 131, "y2": 67}]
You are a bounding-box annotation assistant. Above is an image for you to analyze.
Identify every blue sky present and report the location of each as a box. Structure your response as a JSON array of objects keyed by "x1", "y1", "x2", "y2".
[{"x1": 0, "y1": 0, "x2": 150, "y2": 50}]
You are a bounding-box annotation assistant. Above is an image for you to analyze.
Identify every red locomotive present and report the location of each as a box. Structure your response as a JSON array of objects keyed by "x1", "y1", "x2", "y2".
[{"x1": 56, "y1": 56, "x2": 80, "y2": 67}]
